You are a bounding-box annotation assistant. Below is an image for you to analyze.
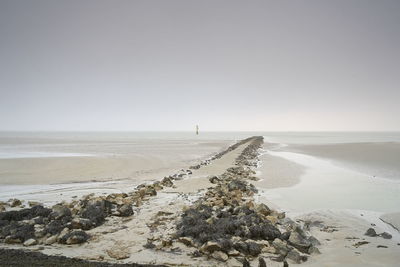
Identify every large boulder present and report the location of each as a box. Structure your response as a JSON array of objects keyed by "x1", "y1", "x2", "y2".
[
  {"x1": 45, "y1": 220, "x2": 65, "y2": 235},
  {"x1": 80, "y1": 200, "x2": 111, "y2": 226},
  {"x1": 288, "y1": 231, "x2": 312, "y2": 253}
]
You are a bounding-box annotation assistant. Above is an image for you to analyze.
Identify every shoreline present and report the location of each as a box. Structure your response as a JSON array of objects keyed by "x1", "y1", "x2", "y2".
[{"x1": 0, "y1": 137, "x2": 399, "y2": 266}]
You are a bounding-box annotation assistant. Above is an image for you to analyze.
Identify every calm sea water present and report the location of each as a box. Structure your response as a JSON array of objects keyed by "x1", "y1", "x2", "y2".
[{"x1": 0, "y1": 131, "x2": 399, "y2": 159}]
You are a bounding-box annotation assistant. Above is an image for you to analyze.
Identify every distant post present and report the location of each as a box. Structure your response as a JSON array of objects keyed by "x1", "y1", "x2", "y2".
[{"x1": 196, "y1": 125, "x2": 199, "y2": 135}]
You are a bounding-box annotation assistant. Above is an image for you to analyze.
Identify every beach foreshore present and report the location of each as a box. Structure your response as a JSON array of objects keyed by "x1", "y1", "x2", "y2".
[{"x1": 0, "y1": 137, "x2": 399, "y2": 266}]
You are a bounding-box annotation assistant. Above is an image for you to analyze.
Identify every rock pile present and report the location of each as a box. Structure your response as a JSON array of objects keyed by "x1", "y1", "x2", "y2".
[
  {"x1": 0, "y1": 168, "x2": 191, "y2": 247},
  {"x1": 174, "y1": 136, "x2": 320, "y2": 265}
]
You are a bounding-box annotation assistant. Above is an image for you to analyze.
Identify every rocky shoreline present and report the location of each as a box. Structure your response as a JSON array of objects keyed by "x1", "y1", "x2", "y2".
[
  {"x1": 145, "y1": 137, "x2": 320, "y2": 266},
  {"x1": 0, "y1": 136, "x2": 321, "y2": 266}
]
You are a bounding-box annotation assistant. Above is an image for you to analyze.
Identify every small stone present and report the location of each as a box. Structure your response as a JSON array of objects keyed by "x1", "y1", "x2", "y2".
[
  {"x1": 28, "y1": 201, "x2": 41, "y2": 207},
  {"x1": 143, "y1": 240, "x2": 155, "y2": 249},
  {"x1": 50, "y1": 205, "x2": 72, "y2": 220},
  {"x1": 58, "y1": 230, "x2": 89, "y2": 244},
  {"x1": 272, "y1": 238, "x2": 289, "y2": 256},
  {"x1": 209, "y1": 176, "x2": 221, "y2": 184},
  {"x1": 266, "y1": 215, "x2": 278, "y2": 225},
  {"x1": 353, "y1": 241, "x2": 369, "y2": 248},
  {"x1": 280, "y1": 232, "x2": 291, "y2": 241},
  {"x1": 107, "y1": 248, "x2": 130, "y2": 260},
  {"x1": 286, "y1": 248, "x2": 306, "y2": 264},
  {"x1": 262, "y1": 245, "x2": 276, "y2": 254},
  {"x1": 247, "y1": 242, "x2": 262, "y2": 256},
  {"x1": 380, "y1": 232, "x2": 392, "y2": 239},
  {"x1": 161, "y1": 239, "x2": 172, "y2": 247},
  {"x1": 44, "y1": 235, "x2": 58, "y2": 245},
  {"x1": 200, "y1": 241, "x2": 222, "y2": 253},
  {"x1": 307, "y1": 236, "x2": 321, "y2": 246},
  {"x1": 178, "y1": 237, "x2": 193, "y2": 246},
  {"x1": 5, "y1": 236, "x2": 23, "y2": 244},
  {"x1": 211, "y1": 251, "x2": 228, "y2": 261},
  {"x1": 288, "y1": 231, "x2": 311, "y2": 252},
  {"x1": 308, "y1": 246, "x2": 321, "y2": 255},
  {"x1": 277, "y1": 212, "x2": 286, "y2": 219},
  {"x1": 9, "y1": 198, "x2": 22, "y2": 207},
  {"x1": 71, "y1": 218, "x2": 93, "y2": 230},
  {"x1": 364, "y1": 228, "x2": 377, "y2": 237},
  {"x1": 227, "y1": 249, "x2": 241, "y2": 256},
  {"x1": 117, "y1": 204, "x2": 134, "y2": 217},
  {"x1": 258, "y1": 257, "x2": 267, "y2": 267},
  {"x1": 66, "y1": 231, "x2": 89, "y2": 244},
  {"x1": 23, "y1": 238, "x2": 37, "y2": 246},
  {"x1": 242, "y1": 258, "x2": 251, "y2": 267},
  {"x1": 256, "y1": 203, "x2": 271, "y2": 216}
]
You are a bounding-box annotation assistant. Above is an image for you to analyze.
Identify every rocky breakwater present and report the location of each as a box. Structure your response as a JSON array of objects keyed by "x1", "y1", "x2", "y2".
[
  {"x1": 189, "y1": 137, "x2": 259, "y2": 170},
  {"x1": 174, "y1": 136, "x2": 320, "y2": 265},
  {"x1": 0, "y1": 168, "x2": 193, "y2": 249}
]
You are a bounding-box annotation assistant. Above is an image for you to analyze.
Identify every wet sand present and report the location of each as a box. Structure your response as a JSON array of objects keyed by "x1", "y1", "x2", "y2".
[
  {"x1": 0, "y1": 140, "x2": 230, "y2": 185},
  {"x1": 283, "y1": 142, "x2": 400, "y2": 180},
  {"x1": 255, "y1": 152, "x2": 305, "y2": 189}
]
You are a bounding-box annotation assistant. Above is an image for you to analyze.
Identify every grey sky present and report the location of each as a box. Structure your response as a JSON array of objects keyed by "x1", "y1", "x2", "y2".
[{"x1": 0, "y1": 0, "x2": 399, "y2": 131}]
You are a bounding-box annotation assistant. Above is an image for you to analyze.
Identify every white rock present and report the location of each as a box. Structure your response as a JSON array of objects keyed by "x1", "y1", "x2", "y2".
[
  {"x1": 44, "y1": 235, "x2": 58, "y2": 245},
  {"x1": 211, "y1": 251, "x2": 228, "y2": 261},
  {"x1": 23, "y1": 238, "x2": 37, "y2": 246}
]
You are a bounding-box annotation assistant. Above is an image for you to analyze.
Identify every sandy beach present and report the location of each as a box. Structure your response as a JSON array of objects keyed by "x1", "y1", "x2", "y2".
[{"x1": 0, "y1": 135, "x2": 399, "y2": 266}]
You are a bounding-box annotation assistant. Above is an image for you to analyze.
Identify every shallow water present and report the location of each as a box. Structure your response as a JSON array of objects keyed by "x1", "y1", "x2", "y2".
[{"x1": 259, "y1": 150, "x2": 400, "y2": 213}]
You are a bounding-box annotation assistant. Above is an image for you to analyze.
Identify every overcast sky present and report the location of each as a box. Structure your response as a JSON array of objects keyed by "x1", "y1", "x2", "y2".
[{"x1": 0, "y1": 0, "x2": 399, "y2": 131}]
